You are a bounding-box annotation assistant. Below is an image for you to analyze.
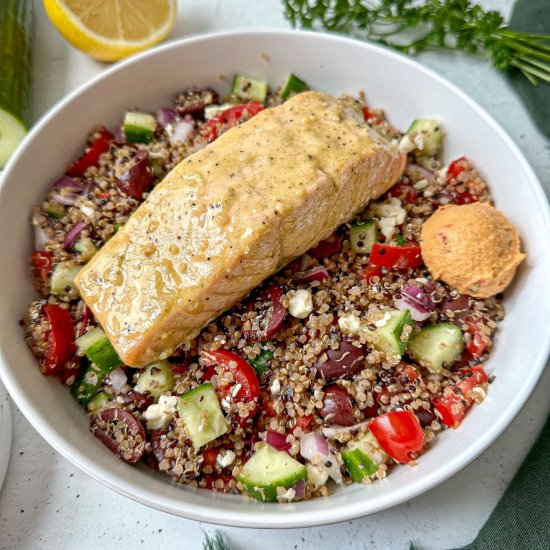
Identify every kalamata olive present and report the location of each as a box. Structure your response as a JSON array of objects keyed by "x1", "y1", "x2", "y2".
[
  {"x1": 415, "y1": 407, "x2": 437, "y2": 428},
  {"x1": 442, "y1": 295, "x2": 471, "y2": 327},
  {"x1": 313, "y1": 340, "x2": 365, "y2": 379},
  {"x1": 174, "y1": 88, "x2": 219, "y2": 117},
  {"x1": 150, "y1": 429, "x2": 169, "y2": 463},
  {"x1": 243, "y1": 284, "x2": 287, "y2": 341},
  {"x1": 90, "y1": 408, "x2": 146, "y2": 463},
  {"x1": 309, "y1": 234, "x2": 342, "y2": 258},
  {"x1": 118, "y1": 390, "x2": 154, "y2": 411},
  {"x1": 319, "y1": 386, "x2": 355, "y2": 426},
  {"x1": 295, "y1": 266, "x2": 330, "y2": 284},
  {"x1": 116, "y1": 149, "x2": 154, "y2": 199}
]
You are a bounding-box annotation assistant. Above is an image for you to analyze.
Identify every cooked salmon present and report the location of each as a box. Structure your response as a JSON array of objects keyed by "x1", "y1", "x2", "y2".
[{"x1": 76, "y1": 92, "x2": 406, "y2": 367}]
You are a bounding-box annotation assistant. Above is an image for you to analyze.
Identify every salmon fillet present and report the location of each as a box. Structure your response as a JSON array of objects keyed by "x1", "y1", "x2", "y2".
[{"x1": 76, "y1": 92, "x2": 406, "y2": 367}]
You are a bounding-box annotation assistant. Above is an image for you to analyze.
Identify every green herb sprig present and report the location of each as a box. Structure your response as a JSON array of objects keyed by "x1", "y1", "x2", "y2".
[{"x1": 283, "y1": 0, "x2": 550, "y2": 86}]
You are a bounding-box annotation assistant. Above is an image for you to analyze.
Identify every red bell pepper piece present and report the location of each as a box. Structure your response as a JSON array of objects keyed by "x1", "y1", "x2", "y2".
[
  {"x1": 31, "y1": 251, "x2": 53, "y2": 283},
  {"x1": 202, "y1": 448, "x2": 220, "y2": 470},
  {"x1": 456, "y1": 191, "x2": 476, "y2": 205},
  {"x1": 201, "y1": 349, "x2": 260, "y2": 422},
  {"x1": 465, "y1": 320, "x2": 487, "y2": 358},
  {"x1": 368, "y1": 410, "x2": 424, "y2": 463},
  {"x1": 446, "y1": 156, "x2": 469, "y2": 181},
  {"x1": 203, "y1": 101, "x2": 264, "y2": 143},
  {"x1": 432, "y1": 365, "x2": 489, "y2": 428},
  {"x1": 388, "y1": 182, "x2": 418, "y2": 204},
  {"x1": 41, "y1": 304, "x2": 76, "y2": 375},
  {"x1": 362, "y1": 107, "x2": 383, "y2": 125},
  {"x1": 66, "y1": 128, "x2": 113, "y2": 177},
  {"x1": 369, "y1": 242, "x2": 423, "y2": 269},
  {"x1": 309, "y1": 234, "x2": 342, "y2": 258},
  {"x1": 243, "y1": 284, "x2": 287, "y2": 341},
  {"x1": 293, "y1": 414, "x2": 313, "y2": 433},
  {"x1": 358, "y1": 265, "x2": 383, "y2": 284}
]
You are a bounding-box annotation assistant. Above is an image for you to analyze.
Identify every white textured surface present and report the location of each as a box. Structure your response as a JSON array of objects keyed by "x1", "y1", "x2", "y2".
[{"x1": 1, "y1": 0, "x2": 549, "y2": 548}]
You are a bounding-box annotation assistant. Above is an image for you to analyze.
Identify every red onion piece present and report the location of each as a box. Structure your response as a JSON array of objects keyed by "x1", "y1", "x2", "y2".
[
  {"x1": 63, "y1": 221, "x2": 86, "y2": 249},
  {"x1": 295, "y1": 266, "x2": 330, "y2": 284},
  {"x1": 155, "y1": 108, "x2": 176, "y2": 127},
  {"x1": 300, "y1": 432, "x2": 329, "y2": 459},
  {"x1": 291, "y1": 479, "x2": 306, "y2": 500},
  {"x1": 170, "y1": 120, "x2": 195, "y2": 143},
  {"x1": 405, "y1": 163, "x2": 434, "y2": 181},
  {"x1": 395, "y1": 297, "x2": 432, "y2": 322},
  {"x1": 108, "y1": 367, "x2": 127, "y2": 395},
  {"x1": 299, "y1": 432, "x2": 342, "y2": 484},
  {"x1": 51, "y1": 192, "x2": 80, "y2": 206},
  {"x1": 53, "y1": 176, "x2": 84, "y2": 191},
  {"x1": 266, "y1": 429, "x2": 291, "y2": 452},
  {"x1": 34, "y1": 225, "x2": 49, "y2": 251},
  {"x1": 114, "y1": 125, "x2": 126, "y2": 145},
  {"x1": 403, "y1": 284, "x2": 434, "y2": 310}
]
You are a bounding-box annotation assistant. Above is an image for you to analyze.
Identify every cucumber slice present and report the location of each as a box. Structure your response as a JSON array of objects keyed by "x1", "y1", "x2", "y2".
[
  {"x1": 231, "y1": 75, "x2": 268, "y2": 102},
  {"x1": 123, "y1": 112, "x2": 156, "y2": 144},
  {"x1": 249, "y1": 350, "x2": 273, "y2": 376},
  {"x1": 342, "y1": 432, "x2": 384, "y2": 483},
  {"x1": 0, "y1": 0, "x2": 33, "y2": 168},
  {"x1": 350, "y1": 220, "x2": 377, "y2": 254},
  {"x1": 50, "y1": 262, "x2": 82, "y2": 298},
  {"x1": 237, "y1": 444, "x2": 307, "y2": 502},
  {"x1": 87, "y1": 391, "x2": 112, "y2": 413},
  {"x1": 45, "y1": 204, "x2": 65, "y2": 219},
  {"x1": 405, "y1": 119, "x2": 444, "y2": 157},
  {"x1": 373, "y1": 309, "x2": 413, "y2": 356},
  {"x1": 74, "y1": 237, "x2": 97, "y2": 261},
  {"x1": 407, "y1": 323, "x2": 464, "y2": 373},
  {"x1": 280, "y1": 74, "x2": 307, "y2": 100},
  {"x1": 177, "y1": 384, "x2": 227, "y2": 449},
  {"x1": 136, "y1": 361, "x2": 174, "y2": 399},
  {"x1": 72, "y1": 327, "x2": 124, "y2": 405}
]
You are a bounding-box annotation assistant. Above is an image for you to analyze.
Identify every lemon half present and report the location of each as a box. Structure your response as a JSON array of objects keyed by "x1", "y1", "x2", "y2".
[{"x1": 43, "y1": 0, "x2": 178, "y2": 62}]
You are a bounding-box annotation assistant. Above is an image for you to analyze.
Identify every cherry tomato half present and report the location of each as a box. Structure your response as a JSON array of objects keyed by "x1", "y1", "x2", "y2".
[
  {"x1": 432, "y1": 365, "x2": 488, "y2": 428},
  {"x1": 201, "y1": 349, "x2": 260, "y2": 423},
  {"x1": 446, "y1": 156, "x2": 469, "y2": 181},
  {"x1": 41, "y1": 304, "x2": 76, "y2": 375},
  {"x1": 309, "y1": 234, "x2": 342, "y2": 258},
  {"x1": 66, "y1": 128, "x2": 113, "y2": 178},
  {"x1": 203, "y1": 101, "x2": 264, "y2": 142},
  {"x1": 369, "y1": 242, "x2": 423, "y2": 269},
  {"x1": 31, "y1": 251, "x2": 53, "y2": 283},
  {"x1": 368, "y1": 410, "x2": 424, "y2": 463},
  {"x1": 243, "y1": 284, "x2": 287, "y2": 341}
]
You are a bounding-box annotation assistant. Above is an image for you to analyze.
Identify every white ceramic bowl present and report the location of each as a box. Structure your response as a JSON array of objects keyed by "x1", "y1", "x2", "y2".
[{"x1": 1, "y1": 30, "x2": 549, "y2": 528}]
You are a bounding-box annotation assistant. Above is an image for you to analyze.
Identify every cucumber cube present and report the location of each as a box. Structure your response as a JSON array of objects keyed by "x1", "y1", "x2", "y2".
[
  {"x1": 373, "y1": 309, "x2": 413, "y2": 356},
  {"x1": 231, "y1": 75, "x2": 268, "y2": 102},
  {"x1": 123, "y1": 111, "x2": 156, "y2": 144},
  {"x1": 177, "y1": 384, "x2": 227, "y2": 449},
  {"x1": 350, "y1": 220, "x2": 377, "y2": 254}
]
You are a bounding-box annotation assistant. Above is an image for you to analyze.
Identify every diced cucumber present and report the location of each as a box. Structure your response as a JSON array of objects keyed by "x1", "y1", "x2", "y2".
[
  {"x1": 350, "y1": 220, "x2": 377, "y2": 254},
  {"x1": 249, "y1": 350, "x2": 273, "y2": 376},
  {"x1": 72, "y1": 327, "x2": 124, "y2": 405},
  {"x1": 50, "y1": 262, "x2": 82, "y2": 298},
  {"x1": 405, "y1": 119, "x2": 444, "y2": 157},
  {"x1": 373, "y1": 309, "x2": 413, "y2": 356},
  {"x1": 0, "y1": 0, "x2": 33, "y2": 168},
  {"x1": 87, "y1": 391, "x2": 112, "y2": 413},
  {"x1": 45, "y1": 204, "x2": 65, "y2": 219},
  {"x1": 407, "y1": 323, "x2": 464, "y2": 373},
  {"x1": 176, "y1": 384, "x2": 227, "y2": 449},
  {"x1": 231, "y1": 75, "x2": 268, "y2": 102},
  {"x1": 74, "y1": 237, "x2": 97, "y2": 261},
  {"x1": 342, "y1": 432, "x2": 384, "y2": 483},
  {"x1": 123, "y1": 111, "x2": 156, "y2": 144},
  {"x1": 237, "y1": 444, "x2": 307, "y2": 502},
  {"x1": 280, "y1": 74, "x2": 307, "y2": 100},
  {"x1": 136, "y1": 361, "x2": 174, "y2": 399}
]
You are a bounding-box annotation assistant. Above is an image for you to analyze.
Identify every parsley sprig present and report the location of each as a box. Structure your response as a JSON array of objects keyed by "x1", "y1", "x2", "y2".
[{"x1": 283, "y1": 0, "x2": 550, "y2": 86}]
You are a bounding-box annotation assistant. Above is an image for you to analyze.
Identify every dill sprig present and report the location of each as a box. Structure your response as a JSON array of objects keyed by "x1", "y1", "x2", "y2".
[{"x1": 282, "y1": 0, "x2": 550, "y2": 86}]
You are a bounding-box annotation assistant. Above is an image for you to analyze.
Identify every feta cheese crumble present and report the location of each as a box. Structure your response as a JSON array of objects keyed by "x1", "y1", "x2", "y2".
[
  {"x1": 288, "y1": 289, "x2": 313, "y2": 319},
  {"x1": 142, "y1": 395, "x2": 179, "y2": 430}
]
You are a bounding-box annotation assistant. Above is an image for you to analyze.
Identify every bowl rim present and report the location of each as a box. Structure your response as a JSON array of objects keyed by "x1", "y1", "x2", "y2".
[{"x1": 1, "y1": 29, "x2": 549, "y2": 528}]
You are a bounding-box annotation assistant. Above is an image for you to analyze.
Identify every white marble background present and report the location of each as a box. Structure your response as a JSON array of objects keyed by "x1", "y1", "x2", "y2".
[{"x1": 1, "y1": 1, "x2": 549, "y2": 548}]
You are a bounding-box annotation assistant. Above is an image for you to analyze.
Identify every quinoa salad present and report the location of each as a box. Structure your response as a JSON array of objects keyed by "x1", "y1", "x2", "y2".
[{"x1": 23, "y1": 74, "x2": 508, "y2": 503}]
